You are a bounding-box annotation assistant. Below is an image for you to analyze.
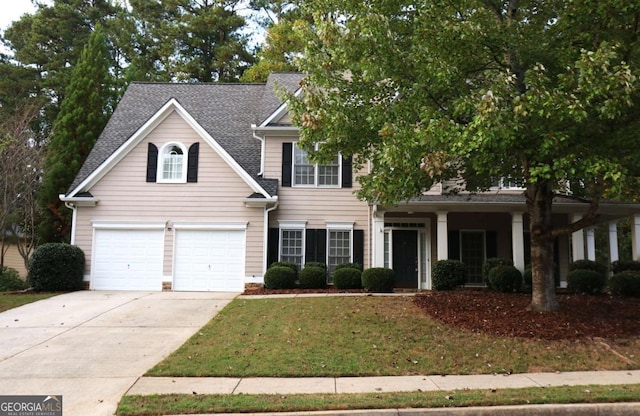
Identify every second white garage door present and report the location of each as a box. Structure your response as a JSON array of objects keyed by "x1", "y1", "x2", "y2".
[{"x1": 173, "y1": 229, "x2": 245, "y2": 291}]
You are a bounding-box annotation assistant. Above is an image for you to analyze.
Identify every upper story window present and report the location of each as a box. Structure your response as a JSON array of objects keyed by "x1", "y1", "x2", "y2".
[
  {"x1": 293, "y1": 143, "x2": 340, "y2": 187},
  {"x1": 159, "y1": 142, "x2": 187, "y2": 183},
  {"x1": 490, "y1": 176, "x2": 525, "y2": 190}
]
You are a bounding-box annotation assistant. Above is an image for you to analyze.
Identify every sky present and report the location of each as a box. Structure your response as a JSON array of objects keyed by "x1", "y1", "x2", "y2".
[{"x1": 1, "y1": 0, "x2": 38, "y2": 32}]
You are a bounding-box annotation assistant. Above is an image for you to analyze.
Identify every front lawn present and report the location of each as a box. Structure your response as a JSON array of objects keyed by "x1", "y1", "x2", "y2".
[
  {"x1": 0, "y1": 292, "x2": 58, "y2": 313},
  {"x1": 147, "y1": 295, "x2": 639, "y2": 377}
]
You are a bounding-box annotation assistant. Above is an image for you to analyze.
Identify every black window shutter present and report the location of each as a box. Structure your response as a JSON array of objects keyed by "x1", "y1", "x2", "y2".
[
  {"x1": 485, "y1": 231, "x2": 497, "y2": 259},
  {"x1": 448, "y1": 230, "x2": 460, "y2": 260},
  {"x1": 305, "y1": 229, "x2": 327, "y2": 264},
  {"x1": 353, "y1": 229, "x2": 364, "y2": 267},
  {"x1": 267, "y1": 228, "x2": 279, "y2": 267},
  {"x1": 282, "y1": 142, "x2": 293, "y2": 187},
  {"x1": 187, "y1": 142, "x2": 199, "y2": 183},
  {"x1": 146, "y1": 143, "x2": 158, "y2": 182},
  {"x1": 341, "y1": 155, "x2": 353, "y2": 188}
]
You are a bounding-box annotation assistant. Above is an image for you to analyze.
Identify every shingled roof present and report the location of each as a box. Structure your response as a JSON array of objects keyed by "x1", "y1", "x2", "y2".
[{"x1": 67, "y1": 73, "x2": 304, "y2": 197}]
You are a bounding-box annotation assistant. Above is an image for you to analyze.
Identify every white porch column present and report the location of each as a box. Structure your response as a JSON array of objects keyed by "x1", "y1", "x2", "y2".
[
  {"x1": 571, "y1": 214, "x2": 585, "y2": 261},
  {"x1": 511, "y1": 212, "x2": 525, "y2": 273},
  {"x1": 632, "y1": 214, "x2": 640, "y2": 261},
  {"x1": 372, "y1": 208, "x2": 386, "y2": 267},
  {"x1": 608, "y1": 222, "x2": 619, "y2": 263},
  {"x1": 586, "y1": 227, "x2": 596, "y2": 261},
  {"x1": 436, "y1": 211, "x2": 448, "y2": 260}
]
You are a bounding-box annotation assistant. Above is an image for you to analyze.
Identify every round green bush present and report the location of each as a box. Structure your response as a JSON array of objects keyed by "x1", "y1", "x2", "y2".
[
  {"x1": 488, "y1": 265, "x2": 523, "y2": 293},
  {"x1": 333, "y1": 267, "x2": 362, "y2": 289},
  {"x1": 299, "y1": 266, "x2": 327, "y2": 289},
  {"x1": 28, "y1": 243, "x2": 85, "y2": 291},
  {"x1": 304, "y1": 262, "x2": 326, "y2": 271},
  {"x1": 611, "y1": 260, "x2": 640, "y2": 274},
  {"x1": 361, "y1": 267, "x2": 395, "y2": 292},
  {"x1": 569, "y1": 260, "x2": 607, "y2": 276},
  {"x1": 566, "y1": 269, "x2": 606, "y2": 294},
  {"x1": 263, "y1": 266, "x2": 296, "y2": 289},
  {"x1": 483, "y1": 257, "x2": 513, "y2": 287},
  {"x1": 522, "y1": 266, "x2": 532, "y2": 293},
  {"x1": 432, "y1": 260, "x2": 467, "y2": 291},
  {"x1": 608, "y1": 271, "x2": 640, "y2": 297},
  {"x1": 269, "y1": 261, "x2": 299, "y2": 279},
  {"x1": 0, "y1": 266, "x2": 28, "y2": 291},
  {"x1": 335, "y1": 262, "x2": 363, "y2": 271}
]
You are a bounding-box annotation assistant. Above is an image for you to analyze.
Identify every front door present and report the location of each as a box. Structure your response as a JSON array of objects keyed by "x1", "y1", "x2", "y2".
[{"x1": 392, "y1": 230, "x2": 418, "y2": 288}]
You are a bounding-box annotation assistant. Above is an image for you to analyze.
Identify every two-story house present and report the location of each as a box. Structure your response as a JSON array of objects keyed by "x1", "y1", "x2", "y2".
[{"x1": 60, "y1": 73, "x2": 640, "y2": 292}]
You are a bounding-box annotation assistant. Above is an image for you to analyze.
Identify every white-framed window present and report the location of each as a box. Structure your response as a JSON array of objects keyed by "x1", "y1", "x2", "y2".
[
  {"x1": 279, "y1": 221, "x2": 306, "y2": 270},
  {"x1": 293, "y1": 143, "x2": 340, "y2": 187},
  {"x1": 490, "y1": 176, "x2": 525, "y2": 190},
  {"x1": 158, "y1": 142, "x2": 187, "y2": 183},
  {"x1": 327, "y1": 222, "x2": 353, "y2": 279}
]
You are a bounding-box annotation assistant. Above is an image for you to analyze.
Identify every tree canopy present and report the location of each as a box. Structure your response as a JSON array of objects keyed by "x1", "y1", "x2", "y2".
[{"x1": 288, "y1": 0, "x2": 640, "y2": 311}]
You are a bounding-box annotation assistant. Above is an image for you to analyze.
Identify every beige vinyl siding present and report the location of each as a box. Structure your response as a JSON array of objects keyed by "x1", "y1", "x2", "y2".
[
  {"x1": 264, "y1": 135, "x2": 370, "y2": 268},
  {"x1": 2, "y1": 244, "x2": 28, "y2": 277},
  {"x1": 74, "y1": 111, "x2": 264, "y2": 279}
]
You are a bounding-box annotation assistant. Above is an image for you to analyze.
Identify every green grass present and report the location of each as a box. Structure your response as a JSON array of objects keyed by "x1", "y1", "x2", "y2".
[
  {"x1": 0, "y1": 292, "x2": 58, "y2": 313},
  {"x1": 148, "y1": 296, "x2": 639, "y2": 377},
  {"x1": 117, "y1": 384, "x2": 640, "y2": 415}
]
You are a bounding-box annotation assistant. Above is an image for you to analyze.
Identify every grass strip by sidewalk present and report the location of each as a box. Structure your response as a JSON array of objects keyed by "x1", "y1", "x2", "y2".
[
  {"x1": 0, "y1": 292, "x2": 58, "y2": 313},
  {"x1": 147, "y1": 296, "x2": 639, "y2": 377},
  {"x1": 117, "y1": 384, "x2": 640, "y2": 415}
]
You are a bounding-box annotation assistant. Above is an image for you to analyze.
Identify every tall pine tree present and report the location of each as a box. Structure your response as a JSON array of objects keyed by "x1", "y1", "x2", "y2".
[{"x1": 39, "y1": 24, "x2": 114, "y2": 242}]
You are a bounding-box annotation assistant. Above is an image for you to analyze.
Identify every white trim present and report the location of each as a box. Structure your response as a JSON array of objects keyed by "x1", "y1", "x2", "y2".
[
  {"x1": 67, "y1": 99, "x2": 272, "y2": 198},
  {"x1": 91, "y1": 221, "x2": 166, "y2": 230},
  {"x1": 172, "y1": 222, "x2": 248, "y2": 231},
  {"x1": 278, "y1": 220, "x2": 307, "y2": 229},
  {"x1": 59, "y1": 194, "x2": 98, "y2": 207},
  {"x1": 258, "y1": 87, "x2": 302, "y2": 128},
  {"x1": 326, "y1": 221, "x2": 354, "y2": 230}
]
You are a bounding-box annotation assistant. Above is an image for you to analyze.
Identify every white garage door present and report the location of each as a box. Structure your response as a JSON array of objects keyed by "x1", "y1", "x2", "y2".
[
  {"x1": 174, "y1": 229, "x2": 245, "y2": 292},
  {"x1": 92, "y1": 229, "x2": 164, "y2": 290}
]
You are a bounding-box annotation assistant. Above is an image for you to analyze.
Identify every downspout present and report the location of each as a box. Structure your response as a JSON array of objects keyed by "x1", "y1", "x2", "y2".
[
  {"x1": 252, "y1": 125, "x2": 266, "y2": 177},
  {"x1": 63, "y1": 200, "x2": 78, "y2": 245},
  {"x1": 263, "y1": 200, "x2": 279, "y2": 276}
]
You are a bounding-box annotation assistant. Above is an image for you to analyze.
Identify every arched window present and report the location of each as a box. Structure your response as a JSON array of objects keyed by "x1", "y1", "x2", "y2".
[{"x1": 158, "y1": 142, "x2": 187, "y2": 182}]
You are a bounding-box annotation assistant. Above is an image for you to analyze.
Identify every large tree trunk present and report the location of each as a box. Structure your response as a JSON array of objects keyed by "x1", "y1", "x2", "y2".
[{"x1": 527, "y1": 180, "x2": 560, "y2": 312}]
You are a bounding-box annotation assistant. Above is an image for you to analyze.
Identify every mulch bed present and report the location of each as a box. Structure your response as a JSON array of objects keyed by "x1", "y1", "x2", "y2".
[
  {"x1": 243, "y1": 286, "x2": 640, "y2": 341},
  {"x1": 413, "y1": 290, "x2": 640, "y2": 340}
]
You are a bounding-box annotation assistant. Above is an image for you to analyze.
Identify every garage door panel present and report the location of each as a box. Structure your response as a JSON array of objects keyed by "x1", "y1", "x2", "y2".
[
  {"x1": 174, "y1": 230, "x2": 245, "y2": 292},
  {"x1": 92, "y1": 229, "x2": 164, "y2": 291}
]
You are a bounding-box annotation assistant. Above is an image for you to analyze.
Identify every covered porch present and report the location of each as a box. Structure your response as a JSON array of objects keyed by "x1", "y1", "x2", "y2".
[{"x1": 370, "y1": 194, "x2": 640, "y2": 290}]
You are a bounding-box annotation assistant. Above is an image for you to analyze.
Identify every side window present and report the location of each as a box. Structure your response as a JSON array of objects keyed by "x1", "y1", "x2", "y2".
[{"x1": 158, "y1": 142, "x2": 187, "y2": 183}]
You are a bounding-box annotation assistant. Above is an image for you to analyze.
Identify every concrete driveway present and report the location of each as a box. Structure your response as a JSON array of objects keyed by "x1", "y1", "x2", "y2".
[{"x1": 0, "y1": 290, "x2": 238, "y2": 416}]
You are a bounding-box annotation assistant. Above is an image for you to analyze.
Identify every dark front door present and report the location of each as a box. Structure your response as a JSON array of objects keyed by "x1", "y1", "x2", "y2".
[{"x1": 392, "y1": 230, "x2": 418, "y2": 289}]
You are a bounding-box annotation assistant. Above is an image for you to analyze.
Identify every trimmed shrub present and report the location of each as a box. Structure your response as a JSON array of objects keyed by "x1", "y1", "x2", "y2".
[
  {"x1": 304, "y1": 262, "x2": 327, "y2": 271},
  {"x1": 333, "y1": 267, "x2": 362, "y2": 289},
  {"x1": 608, "y1": 271, "x2": 640, "y2": 297},
  {"x1": 299, "y1": 266, "x2": 327, "y2": 289},
  {"x1": 566, "y1": 269, "x2": 606, "y2": 294},
  {"x1": 0, "y1": 266, "x2": 28, "y2": 291},
  {"x1": 432, "y1": 260, "x2": 467, "y2": 291},
  {"x1": 569, "y1": 260, "x2": 608, "y2": 276},
  {"x1": 611, "y1": 260, "x2": 640, "y2": 275},
  {"x1": 483, "y1": 257, "x2": 513, "y2": 287},
  {"x1": 269, "y1": 261, "x2": 299, "y2": 279},
  {"x1": 28, "y1": 243, "x2": 85, "y2": 291},
  {"x1": 522, "y1": 266, "x2": 532, "y2": 292},
  {"x1": 335, "y1": 262, "x2": 363, "y2": 271},
  {"x1": 361, "y1": 267, "x2": 395, "y2": 292},
  {"x1": 264, "y1": 266, "x2": 296, "y2": 289},
  {"x1": 487, "y1": 265, "x2": 523, "y2": 293}
]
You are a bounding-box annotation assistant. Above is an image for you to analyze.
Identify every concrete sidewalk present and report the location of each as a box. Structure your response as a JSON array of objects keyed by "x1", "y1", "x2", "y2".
[{"x1": 128, "y1": 370, "x2": 640, "y2": 396}]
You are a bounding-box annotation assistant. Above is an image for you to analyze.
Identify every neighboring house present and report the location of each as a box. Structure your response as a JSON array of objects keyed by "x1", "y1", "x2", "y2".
[{"x1": 61, "y1": 73, "x2": 640, "y2": 292}]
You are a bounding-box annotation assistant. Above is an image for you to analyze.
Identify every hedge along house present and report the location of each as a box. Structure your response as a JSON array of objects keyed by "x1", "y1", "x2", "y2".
[{"x1": 61, "y1": 73, "x2": 640, "y2": 291}]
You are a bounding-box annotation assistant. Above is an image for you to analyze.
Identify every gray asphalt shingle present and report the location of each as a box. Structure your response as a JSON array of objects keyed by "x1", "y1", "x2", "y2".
[{"x1": 68, "y1": 73, "x2": 304, "y2": 197}]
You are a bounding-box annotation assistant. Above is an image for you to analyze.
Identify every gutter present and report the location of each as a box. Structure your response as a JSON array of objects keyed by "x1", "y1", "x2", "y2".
[{"x1": 251, "y1": 124, "x2": 266, "y2": 176}]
